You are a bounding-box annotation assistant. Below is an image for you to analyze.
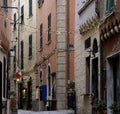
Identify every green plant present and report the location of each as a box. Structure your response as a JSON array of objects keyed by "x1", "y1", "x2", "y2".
[
  {"x1": 92, "y1": 100, "x2": 107, "y2": 114},
  {"x1": 68, "y1": 80, "x2": 75, "y2": 91},
  {"x1": 109, "y1": 102, "x2": 120, "y2": 114}
]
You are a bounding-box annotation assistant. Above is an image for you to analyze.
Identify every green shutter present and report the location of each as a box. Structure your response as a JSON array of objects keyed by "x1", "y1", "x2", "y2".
[
  {"x1": 110, "y1": 0, "x2": 114, "y2": 12},
  {"x1": 29, "y1": 35, "x2": 32, "y2": 57},
  {"x1": 106, "y1": 0, "x2": 114, "y2": 14}
]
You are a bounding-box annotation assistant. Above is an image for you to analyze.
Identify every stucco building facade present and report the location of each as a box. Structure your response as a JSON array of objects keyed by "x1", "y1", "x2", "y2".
[
  {"x1": 75, "y1": 0, "x2": 100, "y2": 114},
  {"x1": 100, "y1": 0, "x2": 120, "y2": 114},
  {"x1": 0, "y1": 0, "x2": 12, "y2": 113},
  {"x1": 35, "y1": 0, "x2": 75, "y2": 111},
  {"x1": 10, "y1": 0, "x2": 37, "y2": 111}
]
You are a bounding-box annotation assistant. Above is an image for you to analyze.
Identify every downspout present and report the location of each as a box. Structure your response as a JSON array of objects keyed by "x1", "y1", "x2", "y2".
[{"x1": 67, "y1": 0, "x2": 70, "y2": 82}]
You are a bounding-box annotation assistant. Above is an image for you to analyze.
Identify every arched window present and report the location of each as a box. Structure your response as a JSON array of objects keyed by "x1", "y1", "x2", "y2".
[
  {"x1": 92, "y1": 38, "x2": 98, "y2": 57},
  {"x1": 48, "y1": 65, "x2": 51, "y2": 97},
  {"x1": 40, "y1": 70, "x2": 43, "y2": 85}
]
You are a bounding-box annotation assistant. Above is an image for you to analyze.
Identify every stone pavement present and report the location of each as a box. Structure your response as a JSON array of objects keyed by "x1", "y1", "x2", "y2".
[{"x1": 18, "y1": 110, "x2": 74, "y2": 114}]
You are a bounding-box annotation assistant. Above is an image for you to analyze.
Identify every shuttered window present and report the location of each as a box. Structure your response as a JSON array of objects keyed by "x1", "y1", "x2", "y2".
[
  {"x1": 106, "y1": 0, "x2": 114, "y2": 14},
  {"x1": 38, "y1": 0, "x2": 44, "y2": 8},
  {"x1": 13, "y1": 46, "x2": 16, "y2": 73},
  {"x1": 40, "y1": 24, "x2": 43, "y2": 49},
  {"x1": 3, "y1": 0, "x2": 7, "y2": 8},
  {"x1": 21, "y1": 41, "x2": 24, "y2": 69},
  {"x1": 29, "y1": 0, "x2": 32, "y2": 17},
  {"x1": 13, "y1": 13, "x2": 16, "y2": 30},
  {"x1": 86, "y1": 57, "x2": 90, "y2": 94},
  {"x1": 21, "y1": 5, "x2": 24, "y2": 24},
  {"x1": 48, "y1": 14, "x2": 51, "y2": 42},
  {"x1": 29, "y1": 35, "x2": 32, "y2": 57}
]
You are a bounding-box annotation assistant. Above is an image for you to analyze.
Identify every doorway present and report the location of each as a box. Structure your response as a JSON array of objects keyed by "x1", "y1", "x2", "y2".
[
  {"x1": 0, "y1": 62, "x2": 2, "y2": 113},
  {"x1": 107, "y1": 53, "x2": 120, "y2": 113},
  {"x1": 92, "y1": 58, "x2": 98, "y2": 99}
]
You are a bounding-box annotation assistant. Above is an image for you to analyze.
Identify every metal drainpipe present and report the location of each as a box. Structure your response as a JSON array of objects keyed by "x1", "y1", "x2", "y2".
[
  {"x1": 18, "y1": 0, "x2": 20, "y2": 68},
  {"x1": 17, "y1": 0, "x2": 21, "y2": 109},
  {"x1": 67, "y1": 0, "x2": 70, "y2": 83}
]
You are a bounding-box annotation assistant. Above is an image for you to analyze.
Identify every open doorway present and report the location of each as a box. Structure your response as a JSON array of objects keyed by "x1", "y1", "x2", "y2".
[
  {"x1": 108, "y1": 53, "x2": 120, "y2": 102},
  {"x1": 0, "y1": 62, "x2": 2, "y2": 113},
  {"x1": 92, "y1": 58, "x2": 98, "y2": 99},
  {"x1": 107, "y1": 53, "x2": 120, "y2": 113}
]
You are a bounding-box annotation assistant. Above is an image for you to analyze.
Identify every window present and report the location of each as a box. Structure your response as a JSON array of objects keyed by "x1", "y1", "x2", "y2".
[
  {"x1": 38, "y1": 0, "x2": 44, "y2": 8},
  {"x1": 29, "y1": 0, "x2": 32, "y2": 17},
  {"x1": 29, "y1": 34, "x2": 32, "y2": 58},
  {"x1": 3, "y1": 0, "x2": 7, "y2": 8},
  {"x1": 13, "y1": 13, "x2": 16, "y2": 30},
  {"x1": 13, "y1": 46, "x2": 16, "y2": 73},
  {"x1": 106, "y1": 0, "x2": 114, "y2": 14},
  {"x1": 3, "y1": 57, "x2": 6, "y2": 98},
  {"x1": 92, "y1": 38, "x2": 98, "y2": 57},
  {"x1": 40, "y1": 24, "x2": 43, "y2": 49},
  {"x1": 85, "y1": 37, "x2": 91, "y2": 49},
  {"x1": 21, "y1": 5, "x2": 24, "y2": 24},
  {"x1": 86, "y1": 57, "x2": 90, "y2": 94},
  {"x1": 40, "y1": 71, "x2": 43, "y2": 85},
  {"x1": 21, "y1": 41, "x2": 24, "y2": 69},
  {"x1": 48, "y1": 13, "x2": 51, "y2": 42},
  {"x1": 48, "y1": 65, "x2": 51, "y2": 96}
]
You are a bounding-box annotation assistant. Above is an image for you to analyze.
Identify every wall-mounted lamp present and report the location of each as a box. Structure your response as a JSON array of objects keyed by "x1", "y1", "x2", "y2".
[{"x1": 10, "y1": 48, "x2": 15, "y2": 57}]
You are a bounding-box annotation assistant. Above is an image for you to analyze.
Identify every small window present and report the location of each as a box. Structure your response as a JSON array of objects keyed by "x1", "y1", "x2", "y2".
[
  {"x1": 40, "y1": 24, "x2": 43, "y2": 49},
  {"x1": 21, "y1": 5, "x2": 24, "y2": 24},
  {"x1": 48, "y1": 13, "x2": 51, "y2": 42},
  {"x1": 13, "y1": 13, "x2": 16, "y2": 30},
  {"x1": 29, "y1": 0, "x2": 32, "y2": 17},
  {"x1": 38, "y1": 0, "x2": 44, "y2": 8},
  {"x1": 92, "y1": 38, "x2": 98, "y2": 56},
  {"x1": 86, "y1": 57, "x2": 90, "y2": 94},
  {"x1": 85, "y1": 37, "x2": 91, "y2": 49},
  {"x1": 3, "y1": 0, "x2": 7, "y2": 9},
  {"x1": 21, "y1": 41, "x2": 24, "y2": 69},
  {"x1": 48, "y1": 65, "x2": 51, "y2": 96},
  {"x1": 29, "y1": 35, "x2": 32, "y2": 58},
  {"x1": 106, "y1": 0, "x2": 114, "y2": 14},
  {"x1": 40, "y1": 71, "x2": 43, "y2": 85},
  {"x1": 13, "y1": 46, "x2": 16, "y2": 73}
]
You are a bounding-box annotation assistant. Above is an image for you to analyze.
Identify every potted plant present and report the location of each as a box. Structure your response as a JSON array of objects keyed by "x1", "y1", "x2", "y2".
[
  {"x1": 109, "y1": 102, "x2": 120, "y2": 114},
  {"x1": 92, "y1": 100, "x2": 107, "y2": 114}
]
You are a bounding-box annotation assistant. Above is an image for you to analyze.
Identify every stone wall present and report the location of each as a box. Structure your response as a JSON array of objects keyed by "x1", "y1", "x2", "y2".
[{"x1": 56, "y1": 0, "x2": 67, "y2": 109}]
